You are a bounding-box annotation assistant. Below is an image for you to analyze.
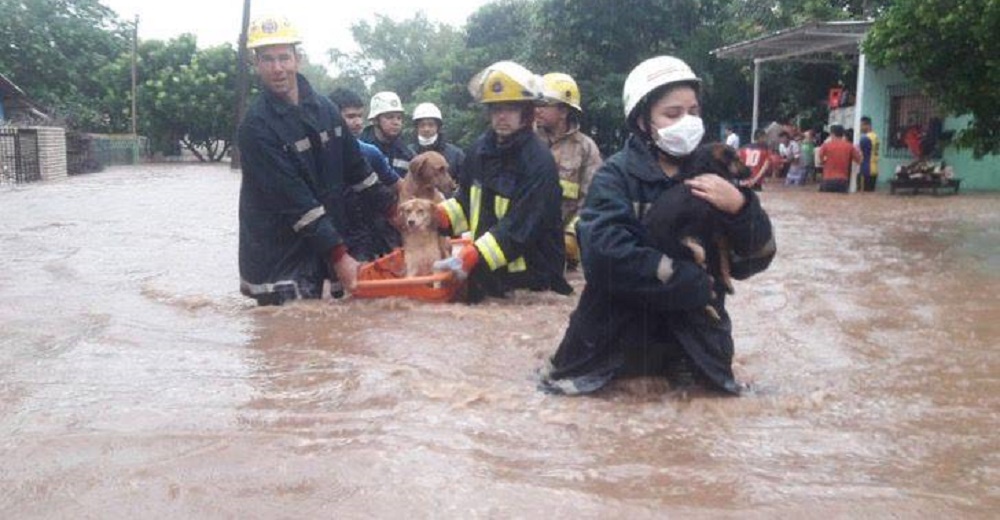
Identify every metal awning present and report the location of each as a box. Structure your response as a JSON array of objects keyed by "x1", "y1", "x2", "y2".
[
  {"x1": 711, "y1": 20, "x2": 873, "y2": 192},
  {"x1": 712, "y1": 21, "x2": 872, "y2": 63}
]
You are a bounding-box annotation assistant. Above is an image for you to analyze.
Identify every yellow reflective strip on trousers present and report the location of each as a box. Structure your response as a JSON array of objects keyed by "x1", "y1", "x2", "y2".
[
  {"x1": 508, "y1": 257, "x2": 526, "y2": 272},
  {"x1": 441, "y1": 198, "x2": 469, "y2": 235},
  {"x1": 560, "y1": 179, "x2": 580, "y2": 199},
  {"x1": 470, "y1": 183, "x2": 482, "y2": 236},
  {"x1": 564, "y1": 215, "x2": 580, "y2": 235},
  {"x1": 474, "y1": 232, "x2": 508, "y2": 271},
  {"x1": 494, "y1": 196, "x2": 510, "y2": 218}
]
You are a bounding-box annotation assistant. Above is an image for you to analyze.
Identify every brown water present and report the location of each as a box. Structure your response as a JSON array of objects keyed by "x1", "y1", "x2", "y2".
[{"x1": 1, "y1": 164, "x2": 998, "y2": 518}]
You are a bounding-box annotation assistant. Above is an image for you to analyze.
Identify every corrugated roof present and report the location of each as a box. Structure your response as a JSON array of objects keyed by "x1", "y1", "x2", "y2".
[
  {"x1": 712, "y1": 20, "x2": 873, "y2": 63},
  {"x1": 0, "y1": 72, "x2": 51, "y2": 120}
]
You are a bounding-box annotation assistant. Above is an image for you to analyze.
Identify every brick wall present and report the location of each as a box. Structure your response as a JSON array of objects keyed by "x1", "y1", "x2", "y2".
[{"x1": 34, "y1": 126, "x2": 67, "y2": 180}]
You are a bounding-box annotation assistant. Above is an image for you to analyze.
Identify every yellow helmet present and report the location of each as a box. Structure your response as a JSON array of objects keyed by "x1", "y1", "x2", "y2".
[
  {"x1": 542, "y1": 73, "x2": 582, "y2": 112},
  {"x1": 247, "y1": 15, "x2": 301, "y2": 50},
  {"x1": 468, "y1": 61, "x2": 544, "y2": 104}
]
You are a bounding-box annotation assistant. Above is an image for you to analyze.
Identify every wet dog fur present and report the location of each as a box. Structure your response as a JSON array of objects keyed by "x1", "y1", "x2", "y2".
[
  {"x1": 398, "y1": 198, "x2": 451, "y2": 277},
  {"x1": 399, "y1": 151, "x2": 455, "y2": 204},
  {"x1": 642, "y1": 143, "x2": 751, "y2": 319}
]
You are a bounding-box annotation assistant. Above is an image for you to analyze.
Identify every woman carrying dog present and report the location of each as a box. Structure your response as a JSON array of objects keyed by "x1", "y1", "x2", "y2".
[
  {"x1": 539, "y1": 56, "x2": 775, "y2": 394},
  {"x1": 434, "y1": 61, "x2": 572, "y2": 302}
]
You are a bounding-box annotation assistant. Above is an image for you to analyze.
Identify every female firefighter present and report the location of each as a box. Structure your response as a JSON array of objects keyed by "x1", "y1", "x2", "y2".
[{"x1": 540, "y1": 56, "x2": 776, "y2": 394}]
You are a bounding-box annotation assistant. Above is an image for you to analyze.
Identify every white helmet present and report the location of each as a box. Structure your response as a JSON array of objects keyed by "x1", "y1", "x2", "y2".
[
  {"x1": 412, "y1": 102, "x2": 443, "y2": 122},
  {"x1": 622, "y1": 56, "x2": 700, "y2": 122},
  {"x1": 368, "y1": 91, "x2": 405, "y2": 120}
]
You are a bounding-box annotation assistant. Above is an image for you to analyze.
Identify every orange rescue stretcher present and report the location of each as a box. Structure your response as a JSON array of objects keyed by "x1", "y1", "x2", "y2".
[{"x1": 353, "y1": 239, "x2": 468, "y2": 302}]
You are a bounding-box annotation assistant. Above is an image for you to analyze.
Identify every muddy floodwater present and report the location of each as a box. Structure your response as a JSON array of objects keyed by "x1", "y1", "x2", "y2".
[{"x1": 1, "y1": 164, "x2": 998, "y2": 518}]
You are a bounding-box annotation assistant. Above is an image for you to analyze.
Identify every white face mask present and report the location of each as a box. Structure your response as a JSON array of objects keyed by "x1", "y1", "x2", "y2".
[
  {"x1": 418, "y1": 134, "x2": 439, "y2": 146},
  {"x1": 654, "y1": 114, "x2": 704, "y2": 157}
]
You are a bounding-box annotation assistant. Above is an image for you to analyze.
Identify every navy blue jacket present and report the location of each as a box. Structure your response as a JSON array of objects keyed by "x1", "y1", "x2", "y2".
[
  {"x1": 360, "y1": 126, "x2": 415, "y2": 178},
  {"x1": 359, "y1": 140, "x2": 400, "y2": 186},
  {"x1": 238, "y1": 74, "x2": 384, "y2": 303},
  {"x1": 542, "y1": 135, "x2": 775, "y2": 393},
  {"x1": 441, "y1": 127, "x2": 571, "y2": 301}
]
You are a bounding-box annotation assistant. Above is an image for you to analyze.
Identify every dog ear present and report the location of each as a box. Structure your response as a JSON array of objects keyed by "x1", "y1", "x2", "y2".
[{"x1": 409, "y1": 153, "x2": 427, "y2": 179}]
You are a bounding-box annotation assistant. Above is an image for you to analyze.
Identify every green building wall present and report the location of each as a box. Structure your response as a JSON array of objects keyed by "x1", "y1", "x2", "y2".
[{"x1": 862, "y1": 63, "x2": 1000, "y2": 191}]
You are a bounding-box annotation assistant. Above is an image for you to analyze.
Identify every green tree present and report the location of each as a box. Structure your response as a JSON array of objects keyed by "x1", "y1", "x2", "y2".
[
  {"x1": 144, "y1": 43, "x2": 239, "y2": 161},
  {"x1": 865, "y1": 0, "x2": 1000, "y2": 157},
  {"x1": 327, "y1": 12, "x2": 474, "y2": 145},
  {"x1": 99, "y1": 35, "x2": 239, "y2": 160},
  {"x1": 0, "y1": 0, "x2": 128, "y2": 128}
]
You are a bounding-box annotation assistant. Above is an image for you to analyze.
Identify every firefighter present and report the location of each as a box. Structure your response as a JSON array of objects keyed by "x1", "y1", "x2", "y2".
[
  {"x1": 539, "y1": 56, "x2": 776, "y2": 394},
  {"x1": 360, "y1": 91, "x2": 415, "y2": 178},
  {"x1": 409, "y1": 102, "x2": 465, "y2": 194},
  {"x1": 433, "y1": 61, "x2": 572, "y2": 301},
  {"x1": 237, "y1": 15, "x2": 394, "y2": 305},
  {"x1": 535, "y1": 72, "x2": 603, "y2": 270}
]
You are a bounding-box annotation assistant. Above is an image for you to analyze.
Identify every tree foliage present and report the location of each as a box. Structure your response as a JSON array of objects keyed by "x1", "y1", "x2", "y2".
[
  {"x1": 0, "y1": 0, "x2": 128, "y2": 127},
  {"x1": 97, "y1": 35, "x2": 238, "y2": 161},
  {"x1": 865, "y1": 0, "x2": 1000, "y2": 157}
]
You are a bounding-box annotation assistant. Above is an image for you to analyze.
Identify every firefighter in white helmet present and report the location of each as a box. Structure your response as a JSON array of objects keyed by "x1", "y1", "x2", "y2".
[
  {"x1": 361, "y1": 91, "x2": 414, "y2": 178},
  {"x1": 237, "y1": 15, "x2": 395, "y2": 304},
  {"x1": 535, "y1": 72, "x2": 603, "y2": 270},
  {"x1": 540, "y1": 56, "x2": 776, "y2": 395},
  {"x1": 433, "y1": 61, "x2": 572, "y2": 302},
  {"x1": 409, "y1": 102, "x2": 465, "y2": 193}
]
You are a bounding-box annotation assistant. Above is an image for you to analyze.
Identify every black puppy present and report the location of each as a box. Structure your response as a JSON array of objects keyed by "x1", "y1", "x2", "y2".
[{"x1": 641, "y1": 143, "x2": 750, "y2": 319}]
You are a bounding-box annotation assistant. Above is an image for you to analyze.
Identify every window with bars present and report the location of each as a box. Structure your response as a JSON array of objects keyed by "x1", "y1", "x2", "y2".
[{"x1": 885, "y1": 85, "x2": 944, "y2": 159}]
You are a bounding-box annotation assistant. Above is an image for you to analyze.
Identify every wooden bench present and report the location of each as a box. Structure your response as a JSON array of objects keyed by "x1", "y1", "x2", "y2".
[{"x1": 889, "y1": 178, "x2": 962, "y2": 195}]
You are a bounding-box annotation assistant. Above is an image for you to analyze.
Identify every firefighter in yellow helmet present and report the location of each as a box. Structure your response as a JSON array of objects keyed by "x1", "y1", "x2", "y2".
[
  {"x1": 535, "y1": 72, "x2": 603, "y2": 270},
  {"x1": 237, "y1": 15, "x2": 395, "y2": 304},
  {"x1": 433, "y1": 61, "x2": 572, "y2": 301}
]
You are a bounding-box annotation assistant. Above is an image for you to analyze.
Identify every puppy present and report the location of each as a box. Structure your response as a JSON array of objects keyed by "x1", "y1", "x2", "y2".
[
  {"x1": 399, "y1": 151, "x2": 455, "y2": 203},
  {"x1": 642, "y1": 143, "x2": 751, "y2": 319},
  {"x1": 398, "y1": 198, "x2": 451, "y2": 277}
]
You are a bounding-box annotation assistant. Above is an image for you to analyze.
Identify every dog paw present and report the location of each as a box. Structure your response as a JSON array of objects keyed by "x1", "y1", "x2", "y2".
[{"x1": 682, "y1": 237, "x2": 706, "y2": 266}]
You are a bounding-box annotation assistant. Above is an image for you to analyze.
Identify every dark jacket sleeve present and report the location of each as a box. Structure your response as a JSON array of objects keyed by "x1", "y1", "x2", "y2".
[
  {"x1": 579, "y1": 165, "x2": 712, "y2": 312},
  {"x1": 362, "y1": 141, "x2": 400, "y2": 186},
  {"x1": 238, "y1": 118, "x2": 343, "y2": 256},
  {"x1": 487, "y1": 145, "x2": 561, "y2": 262},
  {"x1": 721, "y1": 187, "x2": 776, "y2": 280}
]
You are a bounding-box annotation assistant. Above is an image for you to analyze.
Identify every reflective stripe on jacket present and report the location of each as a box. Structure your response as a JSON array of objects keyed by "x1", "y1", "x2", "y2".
[{"x1": 442, "y1": 127, "x2": 570, "y2": 296}]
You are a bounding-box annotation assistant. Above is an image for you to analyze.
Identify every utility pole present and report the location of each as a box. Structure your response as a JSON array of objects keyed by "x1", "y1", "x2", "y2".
[
  {"x1": 231, "y1": 0, "x2": 252, "y2": 170},
  {"x1": 131, "y1": 14, "x2": 139, "y2": 165}
]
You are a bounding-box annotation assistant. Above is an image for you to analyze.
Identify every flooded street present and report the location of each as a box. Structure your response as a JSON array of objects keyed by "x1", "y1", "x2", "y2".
[{"x1": 2, "y1": 164, "x2": 998, "y2": 518}]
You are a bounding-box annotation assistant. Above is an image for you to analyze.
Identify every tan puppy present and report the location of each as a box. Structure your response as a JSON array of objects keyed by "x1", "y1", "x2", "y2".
[
  {"x1": 398, "y1": 198, "x2": 450, "y2": 277},
  {"x1": 399, "y1": 151, "x2": 455, "y2": 203}
]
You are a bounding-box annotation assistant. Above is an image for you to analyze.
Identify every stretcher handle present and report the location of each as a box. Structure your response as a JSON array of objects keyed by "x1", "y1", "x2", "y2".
[{"x1": 355, "y1": 271, "x2": 455, "y2": 288}]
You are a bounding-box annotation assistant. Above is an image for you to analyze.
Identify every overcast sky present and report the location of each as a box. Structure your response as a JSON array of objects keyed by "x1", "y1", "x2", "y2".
[{"x1": 99, "y1": 0, "x2": 491, "y2": 64}]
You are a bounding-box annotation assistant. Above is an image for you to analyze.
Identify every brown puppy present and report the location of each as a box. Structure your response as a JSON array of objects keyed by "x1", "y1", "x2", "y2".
[
  {"x1": 398, "y1": 198, "x2": 451, "y2": 277},
  {"x1": 399, "y1": 151, "x2": 455, "y2": 204}
]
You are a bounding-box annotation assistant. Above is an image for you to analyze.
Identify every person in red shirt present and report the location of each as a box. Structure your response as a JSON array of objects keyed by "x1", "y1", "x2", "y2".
[
  {"x1": 738, "y1": 129, "x2": 771, "y2": 191},
  {"x1": 818, "y1": 124, "x2": 861, "y2": 193}
]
